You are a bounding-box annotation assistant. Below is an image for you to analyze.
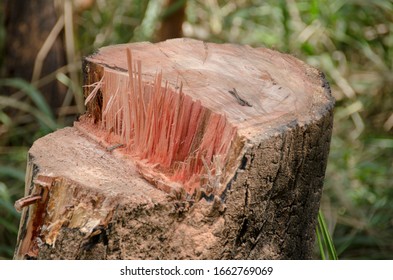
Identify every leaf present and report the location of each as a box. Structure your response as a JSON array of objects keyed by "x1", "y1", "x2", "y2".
[
  {"x1": 0, "y1": 78, "x2": 55, "y2": 120},
  {"x1": 316, "y1": 210, "x2": 338, "y2": 260},
  {"x1": 0, "y1": 96, "x2": 58, "y2": 131}
]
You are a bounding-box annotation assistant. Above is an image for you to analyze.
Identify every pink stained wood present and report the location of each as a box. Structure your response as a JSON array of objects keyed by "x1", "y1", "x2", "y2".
[{"x1": 81, "y1": 38, "x2": 332, "y2": 194}]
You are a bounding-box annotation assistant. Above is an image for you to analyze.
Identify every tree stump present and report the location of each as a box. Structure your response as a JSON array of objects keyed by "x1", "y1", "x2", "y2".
[{"x1": 14, "y1": 38, "x2": 334, "y2": 260}]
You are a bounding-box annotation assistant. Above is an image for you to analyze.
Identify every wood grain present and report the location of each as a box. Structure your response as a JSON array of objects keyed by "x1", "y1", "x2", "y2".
[{"x1": 14, "y1": 39, "x2": 334, "y2": 259}]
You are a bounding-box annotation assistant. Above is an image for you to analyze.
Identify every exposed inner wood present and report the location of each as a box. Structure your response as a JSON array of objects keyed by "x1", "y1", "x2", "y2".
[
  {"x1": 78, "y1": 39, "x2": 330, "y2": 197},
  {"x1": 79, "y1": 51, "x2": 240, "y2": 195},
  {"x1": 14, "y1": 127, "x2": 169, "y2": 259},
  {"x1": 14, "y1": 39, "x2": 335, "y2": 260}
]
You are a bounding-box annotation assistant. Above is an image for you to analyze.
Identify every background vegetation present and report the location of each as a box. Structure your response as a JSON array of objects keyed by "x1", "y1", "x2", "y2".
[{"x1": 1, "y1": 0, "x2": 392, "y2": 259}]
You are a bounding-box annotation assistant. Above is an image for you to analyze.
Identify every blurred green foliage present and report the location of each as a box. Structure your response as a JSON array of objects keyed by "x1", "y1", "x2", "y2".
[{"x1": 1, "y1": 0, "x2": 392, "y2": 259}]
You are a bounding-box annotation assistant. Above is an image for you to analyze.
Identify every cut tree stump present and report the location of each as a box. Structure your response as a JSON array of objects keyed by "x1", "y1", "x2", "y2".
[{"x1": 14, "y1": 38, "x2": 334, "y2": 260}]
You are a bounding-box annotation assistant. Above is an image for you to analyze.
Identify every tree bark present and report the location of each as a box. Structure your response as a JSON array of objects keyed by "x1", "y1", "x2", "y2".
[
  {"x1": 157, "y1": 0, "x2": 186, "y2": 41},
  {"x1": 3, "y1": 0, "x2": 67, "y2": 111},
  {"x1": 14, "y1": 38, "x2": 334, "y2": 260}
]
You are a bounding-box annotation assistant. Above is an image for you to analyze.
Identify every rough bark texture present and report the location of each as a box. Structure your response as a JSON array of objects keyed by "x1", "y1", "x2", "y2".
[{"x1": 14, "y1": 38, "x2": 334, "y2": 260}]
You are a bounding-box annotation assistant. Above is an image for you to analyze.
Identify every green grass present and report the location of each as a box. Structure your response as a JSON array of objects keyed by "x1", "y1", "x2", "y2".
[
  {"x1": 1, "y1": 0, "x2": 392, "y2": 259},
  {"x1": 316, "y1": 210, "x2": 338, "y2": 260}
]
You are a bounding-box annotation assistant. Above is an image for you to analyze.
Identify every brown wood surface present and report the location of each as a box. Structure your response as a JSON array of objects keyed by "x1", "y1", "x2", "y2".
[{"x1": 14, "y1": 38, "x2": 334, "y2": 259}]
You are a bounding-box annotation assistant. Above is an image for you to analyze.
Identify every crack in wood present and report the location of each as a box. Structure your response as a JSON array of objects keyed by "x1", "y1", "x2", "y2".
[
  {"x1": 228, "y1": 88, "x2": 252, "y2": 107},
  {"x1": 203, "y1": 41, "x2": 209, "y2": 64}
]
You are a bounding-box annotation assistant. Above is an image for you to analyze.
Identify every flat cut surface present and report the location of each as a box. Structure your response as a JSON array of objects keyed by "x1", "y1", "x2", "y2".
[
  {"x1": 29, "y1": 127, "x2": 167, "y2": 204},
  {"x1": 87, "y1": 38, "x2": 331, "y2": 140}
]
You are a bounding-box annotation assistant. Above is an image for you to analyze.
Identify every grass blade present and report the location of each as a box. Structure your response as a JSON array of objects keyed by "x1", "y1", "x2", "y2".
[
  {"x1": 316, "y1": 224, "x2": 326, "y2": 260},
  {"x1": 317, "y1": 210, "x2": 338, "y2": 260},
  {"x1": 0, "y1": 166, "x2": 25, "y2": 182},
  {"x1": 0, "y1": 96, "x2": 58, "y2": 131},
  {"x1": 0, "y1": 78, "x2": 55, "y2": 120}
]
